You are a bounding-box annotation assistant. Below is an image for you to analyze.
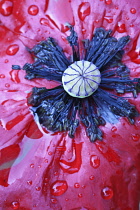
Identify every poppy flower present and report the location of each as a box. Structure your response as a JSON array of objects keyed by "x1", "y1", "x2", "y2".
[{"x1": 0, "y1": 0, "x2": 140, "y2": 210}]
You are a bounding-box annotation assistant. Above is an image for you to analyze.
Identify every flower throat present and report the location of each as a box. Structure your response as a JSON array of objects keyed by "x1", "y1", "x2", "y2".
[{"x1": 12, "y1": 25, "x2": 140, "y2": 142}]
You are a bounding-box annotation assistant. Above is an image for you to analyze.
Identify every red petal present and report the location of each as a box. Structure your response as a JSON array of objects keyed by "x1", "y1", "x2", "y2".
[{"x1": 0, "y1": 0, "x2": 140, "y2": 209}]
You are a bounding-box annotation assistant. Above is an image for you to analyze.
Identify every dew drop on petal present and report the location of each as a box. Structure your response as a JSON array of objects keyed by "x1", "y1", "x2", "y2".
[
  {"x1": 82, "y1": 185, "x2": 86, "y2": 189},
  {"x1": 111, "y1": 126, "x2": 117, "y2": 132},
  {"x1": 89, "y1": 175, "x2": 94, "y2": 180},
  {"x1": 30, "y1": 163, "x2": 34, "y2": 168},
  {"x1": 51, "y1": 198, "x2": 57, "y2": 204},
  {"x1": 0, "y1": 74, "x2": 5, "y2": 78},
  {"x1": 44, "y1": 159, "x2": 48, "y2": 163},
  {"x1": 131, "y1": 134, "x2": 139, "y2": 142},
  {"x1": 74, "y1": 183, "x2": 80, "y2": 188},
  {"x1": 101, "y1": 186, "x2": 114, "y2": 200},
  {"x1": 36, "y1": 186, "x2": 41, "y2": 191},
  {"x1": 5, "y1": 83, "x2": 10, "y2": 88},
  {"x1": 117, "y1": 23, "x2": 126, "y2": 33},
  {"x1": 27, "y1": 180, "x2": 32, "y2": 185},
  {"x1": 130, "y1": 8, "x2": 136, "y2": 14},
  {"x1": 5, "y1": 59, "x2": 9, "y2": 63},
  {"x1": 50, "y1": 180, "x2": 68, "y2": 196},
  {"x1": 28, "y1": 5, "x2": 39, "y2": 16},
  {"x1": 78, "y1": 2, "x2": 91, "y2": 21},
  {"x1": 90, "y1": 155, "x2": 100, "y2": 169},
  {"x1": 6, "y1": 44, "x2": 19, "y2": 56},
  {"x1": 78, "y1": 193, "x2": 83, "y2": 198},
  {"x1": 44, "y1": 177, "x2": 49, "y2": 182},
  {"x1": 1, "y1": 0, "x2": 13, "y2": 16},
  {"x1": 54, "y1": 171, "x2": 59, "y2": 176},
  {"x1": 11, "y1": 201, "x2": 20, "y2": 209},
  {"x1": 82, "y1": 28, "x2": 86, "y2": 34},
  {"x1": 40, "y1": 18, "x2": 49, "y2": 26},
  {"x1": 95, "y1": 19, "x2": 99, "y2": 23},
  {"x1": 105, "y1": 0, "x2": 112, "y2": 5}
]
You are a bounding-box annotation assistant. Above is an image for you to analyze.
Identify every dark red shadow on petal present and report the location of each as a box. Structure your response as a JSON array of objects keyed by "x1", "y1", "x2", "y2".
[
  {"x1": 0, "y1": 144, "x2": 20, "y2": 186},
  {"x1": 6, "y1": 114, "x2": 26, "y2": 130},
  {"x1": 95, "y1": 141, "x2": 121, "y2": 165},
  {"x1": 25, "y1": 120, "x2": 43, "y2": 139}
]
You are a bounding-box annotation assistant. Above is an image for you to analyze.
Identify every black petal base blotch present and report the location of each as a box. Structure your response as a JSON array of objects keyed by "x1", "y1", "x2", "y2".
[{"x1": 13, "y1": 27, "x2": 140, "y2": 142}]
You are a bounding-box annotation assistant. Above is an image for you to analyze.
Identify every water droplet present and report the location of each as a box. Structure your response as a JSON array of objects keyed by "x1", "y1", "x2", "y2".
[
  {"x1": 28, "y1": 5, "x2": 39, "y2": 15},
  {"x1": 82, "y1": 28, "x2": 86, "y2": 34},
  {"x1": 5, "y1": 59, "x2": 9, "y2": 63},
  {"x1": 51, "y1": 198, "x2": 57, "y2": 204},
  {"x1": 89, "y1": 175, "x2": 94, "y2": 180},
  {"x1": 0, "y1": 74, "x2": 5, "y2": 78},
  {"x1": 105, "y1": 0, "x2": 112, "y2": 5},
  {"x1": 90, "y1": 155, "x2": 100, "y2": 169},
  {"x1": 130, "y1": 8, "x2": 136, "y2": 14},
  {"x1": 48, "y1": 151, "x2": 53, "y2": 155},
  {"x1": 95, "y1": 19, "x2": 99, "y2": 23},
  {"x1": 44, "y1": 177, "x2": 49, "y2": 182},
  {"x1": 44, "y1": 159, "x2": 48, "y2": 163},
  {"x1": 117, "y1": 23, "x2": 126, "y2": 33},
  {"x1": 11, "y1": 201, "x2": 20, "y2": 209},
  {"x1": 5, "y1": 83, "x2": 10, "y2": 88},
  {"x1": 27, "y1": 180, "x2": 32, "y2": 185},
  {"x1": 82, "y1": 185, "x2": 86, "y2": 189},
  {"x1": 65, "y1": 198, "x2": 69, "y2": 201},
  {"x1": 101, "y1": 186, "x2": 113, "y2": 200},
  {"x1": 74, "y1": 183, "x2": 80, "y2": 188},
  {"x1": 30, "y1": 163, "x2": 34, "y2": 168},
  {"x1": 78, "y1": 193, "x2": 83, "y2": 198},
  {"x1": 78, "y1": 2, "x2": 91, "y2": 21},
  {"x1": 40, "y1": 18, "x2": 49, "y2": 26},
  {"x1": 50, "y1": 180, "x2": 68, "y2": 196},
  {"x1": 36, "y1": 186, "x2": 41, "y2": 191},
  {"x1": 54, "y1": 171, "x2": 59, "y2": 176},
  {"x1": 104, "y1": 16, "x2": 113, "y2": 23},
  {"x1": 111, "y1": 126, "x2": 117, "y2": 132},
  {"x1": 131, "y1": 134, "x2": 139, "y2": 142},
  {"x1": 6, "y1": 44, "x2": 19, "y2": 56},
  {"x1": 115, "y1": 6, "x2": 119, "y2": 9},
  {"x1": 1, "y1": 0, "x2": 13, "y2": 16}
]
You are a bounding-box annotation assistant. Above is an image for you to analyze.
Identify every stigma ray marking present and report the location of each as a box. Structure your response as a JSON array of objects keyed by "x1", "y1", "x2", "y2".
[
  {"x1": 84, "y1": 68, "x2": 99, "y2": 75},
  {"x1": 85, "y1": 79, "x2": 96, "y2": 92},
  {"x1": 85, "y1": 77, "x2": 100, "y2": 85},
  {"x1": 68, "y1": 76, "x2": 83, "y2": 93},
  {"x1": 64, "y1": 75, "x2": 80, "y2": 85},
  {"x1": 63, "y1": 73, "x2": 79, "y2": 76},
  {"x1": 69, "y1": 65, "x2": 82, "y2": 74}
]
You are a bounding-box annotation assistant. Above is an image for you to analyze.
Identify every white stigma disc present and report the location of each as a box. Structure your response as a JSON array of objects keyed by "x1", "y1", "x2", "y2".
[{"x1": 62, "y1": 60, "x2": 101, "y2": 98}]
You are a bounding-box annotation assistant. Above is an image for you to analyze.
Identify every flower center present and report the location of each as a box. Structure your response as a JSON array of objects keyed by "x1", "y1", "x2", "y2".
[{"x1": 62, "y1": 60, "x2": 101, "y2": 98}]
